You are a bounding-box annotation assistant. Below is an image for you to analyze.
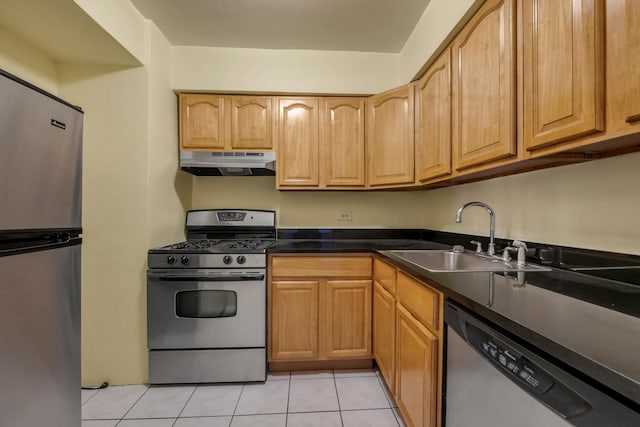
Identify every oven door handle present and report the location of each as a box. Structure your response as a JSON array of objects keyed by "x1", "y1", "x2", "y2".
[{"x1": 148, "y1": 271, "x2": 265, "y2": 281}]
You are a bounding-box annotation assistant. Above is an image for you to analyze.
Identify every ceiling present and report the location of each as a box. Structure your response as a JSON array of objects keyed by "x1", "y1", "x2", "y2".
[{"x1": 131, "y1": 0, "x2": 431, "y2": 53}]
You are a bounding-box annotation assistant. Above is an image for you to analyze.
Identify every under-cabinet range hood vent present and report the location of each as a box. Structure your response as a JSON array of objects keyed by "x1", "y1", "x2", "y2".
[{"x1": 180, "y1": 151, "x2": 276, "y2": 176}]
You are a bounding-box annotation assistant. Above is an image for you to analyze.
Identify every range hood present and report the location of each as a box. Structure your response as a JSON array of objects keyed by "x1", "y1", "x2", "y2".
[{"x1": 180, "y1": 151, "x2": 276, "y2": 176}]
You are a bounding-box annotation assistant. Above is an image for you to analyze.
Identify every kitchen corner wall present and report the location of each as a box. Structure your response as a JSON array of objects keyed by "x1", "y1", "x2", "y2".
[
  {"x1": 0, "y1": 26, "x2": 58, "y2": 94},
  {"x1": 146, "y1": 22, "x2": 192, "y2": 248},
  {"x1": 50, "y1": 10, "x2": 189, "y2": 385},
  {"x1": 421, "y1": 151, "x2": 640, "y2": 255},
  {"x1": 192, "y1": 178, "x2": 425, "y2": 228},
  {"x1": 58, "y1": 62, "x2": 151, "y2": 386}
]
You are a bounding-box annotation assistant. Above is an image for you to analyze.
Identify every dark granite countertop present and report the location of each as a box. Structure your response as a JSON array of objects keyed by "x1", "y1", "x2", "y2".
[
  {"x1": 267, "y1": 230, "x2": 640, "y2": 409},
  {"x1": 378, "y1": 251, "x2": 640, "y2": 409},
  {"x1": 271, "y1": 238, "x2": 450, "y2": 253}
]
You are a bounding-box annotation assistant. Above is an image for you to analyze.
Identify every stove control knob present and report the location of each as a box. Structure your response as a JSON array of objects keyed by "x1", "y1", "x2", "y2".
[
  {"x1": 167, "y1": 256, "x2": 176, "y2": 265},
  {"x1": 223, "y1": 255, "x2": 233, "y2": 265},
  {"x1": 237, "y1": 255, "x2": 247, "y2": 265},
  {"x1": 180, "y1": 256, "x2": 190, "y2": 265}
]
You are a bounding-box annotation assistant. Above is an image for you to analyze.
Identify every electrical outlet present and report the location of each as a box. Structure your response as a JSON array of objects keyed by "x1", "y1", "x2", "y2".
[{"x1": 337, "y1": 210, "x2": 353, "y2": 221}]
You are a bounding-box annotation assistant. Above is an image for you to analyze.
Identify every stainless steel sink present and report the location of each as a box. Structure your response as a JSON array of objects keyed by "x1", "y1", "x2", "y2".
[{"x1": 385, "y1": 250, "x2": 551, "y2": 273}]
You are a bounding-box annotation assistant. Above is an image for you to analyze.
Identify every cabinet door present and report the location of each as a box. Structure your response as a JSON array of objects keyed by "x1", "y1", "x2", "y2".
[
  {"x1": 180, "y1": 94, "x2": 226, "y2": 150},
  {"x1": 373, "y1": 257, "x2": 396, "y2": 294},
  {"x1": 320, "y1": 98, "x2": 366, "y2": 187},
  {"x1": 276, "y1": 98, "x2": 320, "y2": 187},
  {"x1": 230, "y1": 96, "x2": 274, "y2": 149},
  {"x1": 523, "y1": 0, "x2": 604, "y2": 151},
  {"x1": 416, "y1": 49, "x2": 452, "y2": 182},
  {"x1": 270, "y1": 280, "x2": 319, "y2": 360},
  {"x1": 608, "y1": 0, "x2": 640, "y2": 131},
  {"x1": 322, "y1": 280, "x2": 372, "y2": 359},
  {"x1": 396, "y1": 304, "x2": 438, "y2": 427},
  {"x1": 367, "y1": 85, "x2": 415, "y2": 186},
  {"x1": 373, "y1": 281, "x2": 396, "y2": 393},
  {"x1": 452, "y1": 0, "x2": 516, "y2": 170}
]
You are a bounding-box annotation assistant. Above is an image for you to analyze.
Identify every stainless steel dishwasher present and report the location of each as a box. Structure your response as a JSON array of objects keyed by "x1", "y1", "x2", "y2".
[{"x1": 444, "y1": 300, "x2": 640, "y2": 427}]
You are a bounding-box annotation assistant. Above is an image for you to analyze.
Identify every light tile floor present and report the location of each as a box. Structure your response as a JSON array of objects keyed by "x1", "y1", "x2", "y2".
[{"x1": 82, "y1": 369, "x2": 406, "y2": 427}]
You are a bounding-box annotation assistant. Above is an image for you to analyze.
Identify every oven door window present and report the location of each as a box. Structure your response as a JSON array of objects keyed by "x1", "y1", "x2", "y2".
[{"x1": 175, "y1": 290, "x2": 237, "y2": 318}]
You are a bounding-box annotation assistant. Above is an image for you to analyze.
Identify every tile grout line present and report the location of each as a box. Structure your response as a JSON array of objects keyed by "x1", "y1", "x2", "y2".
[
  {"x1": 230, "y1": 383, "x2": 245, "y2": 425},
  {"x1": 373, "y1": 373, "x2": 402, "y2": 426},
  {"x1": 171, "y1": 383, "x2": 199, "y2": 426},
  {"x1": 115, "y1": 385, "x2": 151, "y2": 425},
  {"x1": 81, "y1": 389, "x2": 100, "y2": 407},
  {"x1": 285, "y1": 372, "x2": 292, "y2": 426},
  {"x1": 331, "y1": 370, "x2": 345, "y2": 427}
]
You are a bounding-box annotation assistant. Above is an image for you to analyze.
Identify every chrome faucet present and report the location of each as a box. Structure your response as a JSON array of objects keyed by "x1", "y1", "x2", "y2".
[{"x1": 455, "y1": 201, "x2": 496, "y2": 256}]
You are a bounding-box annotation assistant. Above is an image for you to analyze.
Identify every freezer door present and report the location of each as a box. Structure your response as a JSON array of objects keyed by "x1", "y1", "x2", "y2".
[
  {"x1": 0, "y1": 244, "x2": 81, "y2": 427},
  {"x1": 0, "y1": 73, "x2": 82, "y2": 232}
]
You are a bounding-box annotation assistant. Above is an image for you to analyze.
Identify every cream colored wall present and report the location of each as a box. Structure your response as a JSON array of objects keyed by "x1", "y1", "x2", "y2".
[
  {"x1": 147, "y1": 22, "x2": 193, "y2": 248},
  {"x1": 58, "y1": 63, "x2": 151, "y2": 386},
  {"x1": 0, "y1": 26, "x2": 58, "y2": 94},
  {"x1": 399, "y1": 0, "x2": 479, "y2": 81},
  {"x1": 171, "y1": 0, "x2": 479, "y2": 95},
  {"x1": 73, "y1": 0, "x2": 147, "y2": 65},
  {"x1": 421, "y1": 152, "x2": 640, "y2": 255},
  {"x1": 173, "y1": 46, "x2": 400, "y2": 95},
  {"x1": 192, "y1": 178, "x2": 425, "y2": 228}
]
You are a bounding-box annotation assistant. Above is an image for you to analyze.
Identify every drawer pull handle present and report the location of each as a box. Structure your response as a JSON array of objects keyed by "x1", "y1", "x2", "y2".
[{"x1": 625, "y1": 113, "x2": 640, "y2": 124}]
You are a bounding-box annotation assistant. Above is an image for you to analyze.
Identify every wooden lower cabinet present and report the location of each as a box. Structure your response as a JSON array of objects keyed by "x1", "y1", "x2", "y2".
[
  {"x1": 396, "y1": 304, "x2": 439, "y2": 427},
  {"x1": 270, "y1": 280, "x2": 319, "y2": 360},
  {"x1": 373, "y1": 281, "x2": 396, "y2": 391},
  {"x1": 372, "y1": 257, "x2": 443, "y2": 427},
  {"x1": 324, "y1": 280, "x2": 372, "y2": 358},
  {"x1": 269, "y1": 255, "x2": 373, "y2": 364}
]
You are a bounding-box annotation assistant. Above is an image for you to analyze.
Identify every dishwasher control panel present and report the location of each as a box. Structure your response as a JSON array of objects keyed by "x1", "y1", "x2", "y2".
[{"x1": 468, "y1": 323, "x2": 555, "y2": 394}]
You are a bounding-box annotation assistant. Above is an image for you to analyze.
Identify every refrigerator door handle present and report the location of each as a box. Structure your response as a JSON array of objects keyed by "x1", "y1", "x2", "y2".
[{"x1": 0, "y1": 233, "x2": 71, "y2": 255}]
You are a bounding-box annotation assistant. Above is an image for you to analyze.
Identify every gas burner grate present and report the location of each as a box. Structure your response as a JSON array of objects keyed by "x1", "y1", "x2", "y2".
[
  {"x1": 170, "y1": 239, "x2": 222, "y2": 250},
  {"x1": 220, "y1": 240, "x2": 267, "y2": 250},
  {"x1": 162, "y1": 239, "x2": 274, "y2": 251}
]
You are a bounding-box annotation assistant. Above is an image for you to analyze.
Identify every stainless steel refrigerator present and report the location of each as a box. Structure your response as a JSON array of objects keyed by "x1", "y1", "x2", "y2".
[{"x1": 0, "y1": 69, "x2": 82, "y2": 427}]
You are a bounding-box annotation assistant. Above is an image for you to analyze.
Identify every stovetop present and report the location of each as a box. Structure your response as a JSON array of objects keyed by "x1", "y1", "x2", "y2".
[{"x1": 152, "y1": 239, "x2": 275, "y2": 253}]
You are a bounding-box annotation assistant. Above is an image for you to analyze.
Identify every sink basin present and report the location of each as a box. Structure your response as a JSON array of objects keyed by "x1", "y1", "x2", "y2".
[{"x1": 385, "y1": 250, "x2": 551, "y2": 273}]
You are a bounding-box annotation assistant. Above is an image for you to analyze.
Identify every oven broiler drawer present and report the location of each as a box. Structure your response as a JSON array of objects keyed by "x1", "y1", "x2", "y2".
[{"x1": 149, "y1": 348, "x2": 266, "y2": 384}]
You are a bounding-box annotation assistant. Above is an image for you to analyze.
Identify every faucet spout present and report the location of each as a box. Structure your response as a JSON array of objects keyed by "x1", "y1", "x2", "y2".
[{"x1": 455, "y1": 201, "x2": 496, "y2": 256}]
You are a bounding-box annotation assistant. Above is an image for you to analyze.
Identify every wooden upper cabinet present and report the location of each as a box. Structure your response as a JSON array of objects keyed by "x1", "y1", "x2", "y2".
[
  {"x1": 230, "y1": 97, "x2": 274, "y2": 149},
  {"x1": 277, "y1": 97, "x2": 366, "y2": 190},
  {"x1": 367, "y1": 85, "x2": 415, "y2": 187},
  {"x1": 522, "y1": 0, "x2": 604, "y2": 151},
  {"x1": 180, "y1": 94, "x2": 226, "y2": 150},
  {"x1": 620, "y1": 0, "x2": 640, "y2": 126},
  {"x1": 179, "y1": 94, "x2": 274, "y2": 151},
  {"x1": 607, "y1": 0, "x2": 640, "y2": 133},
  {"x1": 416, "y1": 49, "x2": 452, "y2": 182},
  {"x1": 276, "y1": 98, "x2": 320, "y2": 187},
  {"x1": 452, "y1": 0, "x2": 516, "y2": 171},
  {"x1": 320, "y1": 98, "x2": 366, "y2": 187}
]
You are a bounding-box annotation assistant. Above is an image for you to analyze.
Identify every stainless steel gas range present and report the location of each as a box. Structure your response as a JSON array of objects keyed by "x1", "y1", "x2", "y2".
[{"x1": 146, "y1": 209, "x2": 276, "y2": 384}]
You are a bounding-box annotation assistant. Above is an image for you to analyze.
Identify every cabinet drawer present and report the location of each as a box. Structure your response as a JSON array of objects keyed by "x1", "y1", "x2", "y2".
[
  {"x1": 272, "y1": 256, "x2": 372, "y2": 278},
  {"x1": 373, "y1": 257, "x2": 396, "y2": 294},
  {"x1": 396, "y1": 272, "x2": 440, "y2": 332}
]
